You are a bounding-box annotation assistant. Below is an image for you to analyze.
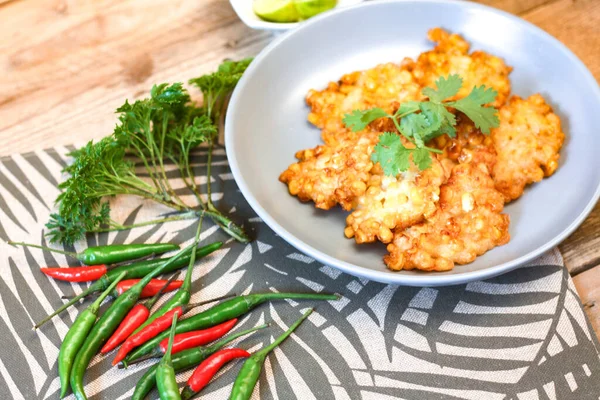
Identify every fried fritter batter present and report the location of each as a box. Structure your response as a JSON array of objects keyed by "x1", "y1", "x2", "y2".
[
  {"x1": 306, "y1": 61, "x2": 422, "y2": 145},
  {"x1": 384, "y1": 162, "x2": 510, "y2": 272},
  {"x1": 413, "y1": 28, "x2": 512, "y2": 108},
  {"x1": 491, "y1": 94, "x2": 565, "y2": 202},
  {"x1": 432, "y1": 114, "x2": 497, "y2": 173},
  {"x1": 279, "y1": 130, "x2": 379, "y2": 210},
  {"x1": 344, "y1": 158, "x2": 446, "y2": 244}
]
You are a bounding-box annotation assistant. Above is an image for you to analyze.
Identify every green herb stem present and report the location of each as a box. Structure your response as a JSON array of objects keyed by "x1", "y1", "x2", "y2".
[{"x1": 89, "y1": 211, "x2": 199, "y2": 233}]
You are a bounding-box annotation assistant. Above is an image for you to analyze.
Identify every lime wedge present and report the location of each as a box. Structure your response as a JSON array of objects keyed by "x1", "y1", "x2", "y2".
[
  {"x1": 253, "y1": 0, "x2": 300, "y2": 23},
  {"x1": 294, "y1": 0, "x2": 337, "y2": 19}
]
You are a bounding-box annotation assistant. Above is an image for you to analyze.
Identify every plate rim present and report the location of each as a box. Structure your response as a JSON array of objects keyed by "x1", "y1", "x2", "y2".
[{"x1": 225, "y1": 0, "x2": 600, "y2": 286}]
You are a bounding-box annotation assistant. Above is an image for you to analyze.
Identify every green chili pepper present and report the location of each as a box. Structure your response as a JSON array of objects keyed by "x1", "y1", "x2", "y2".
[
  {"x1": 58, "y1": 271, "x2": 127, "y2": 398},
  {"x1": 156, "y1": 312, "x2": 182, "y2": 400},
  {"x1": 131, "y1": 220, "x2": 205, "y2": 335},
  {"x1": 230, "y1": 309, "x2": 313, "y2": 400},
  {"x1": 69, "y1": 240, "x2": 203, "y2": 400},
  {"x1": 132, "y1": 324, "x2": 268, "y2": 400},
  {"x1": 123, "y1": 292, "x2": 337, "y2": 365},
  {"x1": 33, "y1": 242, "x2": 222, "y2": 329},
  {"x1": 8, "y1": 242, "x2": 179, "y2": 265}
]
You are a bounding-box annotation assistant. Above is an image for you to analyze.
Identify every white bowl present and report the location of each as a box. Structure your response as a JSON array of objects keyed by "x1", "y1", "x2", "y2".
[
  {"x1": 229, "y1": 0, "x2": 364, "y2": 31},
  {"x1": 226, "y1": 0, "x2": 600, "y2": 286}
]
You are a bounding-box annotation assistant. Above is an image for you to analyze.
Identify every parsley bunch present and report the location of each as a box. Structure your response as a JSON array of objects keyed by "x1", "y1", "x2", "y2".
[
  {"x1": 47, "y1": 59, "x2": 253, "y2": 245},
  {"x1": 343, "y1": 74, "x2": 499, "y2": 176}
]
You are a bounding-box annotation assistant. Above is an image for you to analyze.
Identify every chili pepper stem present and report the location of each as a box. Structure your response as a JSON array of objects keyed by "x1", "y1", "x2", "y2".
[
  {"x1": 145, "y1": 273, "x2": 179, "y2": 310},
  {"x1": 164, "y1": 312, "x2": 178, "y2": 361},
  {"x1": 34, "y1": 285, "x2": 98, "y2": 330},
  {"x1": 182, "y1": 217, "x2": 204, "y2": 292},
  {"x1": 105, "y1": 252, "x2": 157, "y2": 270},
  {"x1": 88, "y1": 273, "x2": 126, "y2": 313},
  {"x1": 9, "y1": 241, "x2": 78, "y2": 258},
  {"x1": 136, "y1": 244, "x2": 194, "y2": 289},
  {"x1": 62, "y1": 293, "x2": 99, "y2": 300},
  {"x1": 184, "y1": 294, "x2": 236, "y2": 311},
  {"x1": 120, "y1": 349, "x2": 161, "y2": 367},
  {"x1": 257, "y1": 310, "x2": 312, "y2": 358},
  {"x1": 246, "y1": 292, "x2": 340, "y2": 308}
]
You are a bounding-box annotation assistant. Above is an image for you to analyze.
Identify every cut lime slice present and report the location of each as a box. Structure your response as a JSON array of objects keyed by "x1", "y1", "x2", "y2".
[
  {"x1": 294, "y1": 0, "x2": 337, "y2": 19},
  {"x1": 253, "y1": 0, "x2": 300, "y2": 23}
]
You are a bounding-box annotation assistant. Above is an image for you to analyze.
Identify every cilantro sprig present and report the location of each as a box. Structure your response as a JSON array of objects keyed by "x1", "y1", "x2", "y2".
[
  {"x1": 343, "y1": 74, "x2": 500, "y2": 176},
  {"x1": 47, "y1": 59, "x2": 253, "y2": 245}
]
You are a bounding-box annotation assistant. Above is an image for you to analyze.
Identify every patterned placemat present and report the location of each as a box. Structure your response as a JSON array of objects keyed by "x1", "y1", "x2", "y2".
[{"x1": 0, "y1": 147, "x2": 599, "y2": 400}]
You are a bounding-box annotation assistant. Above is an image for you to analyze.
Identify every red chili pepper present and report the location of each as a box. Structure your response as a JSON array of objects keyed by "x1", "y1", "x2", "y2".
[
  {"x1": 159, "y1": 319, "x2": 237, "y2": 355},
  {"x1": 101, "y1": 275, "x2": 177, "y2": 354},
  {"x1": 111, "y1": 295, "x2": 232, "y2": 366},
  {"x1": 101, "y1": 304, "x2": 150, "y2": 354},
  {"x1": 113, "y1": 307, "x2": 184, "y2": 365},
  {"x1": 117, "y1": 279, "x2": 183, "y2": 298},
  {"x1": 181, "y1": 348, "x2": 250, "y2": 399},
  {"x1": 41, "y1": 265, "x2": 107, "y2": 282}
]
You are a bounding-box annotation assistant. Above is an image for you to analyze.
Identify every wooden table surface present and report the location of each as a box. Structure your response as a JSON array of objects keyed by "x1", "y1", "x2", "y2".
[{"x1": 0, "y1": 0, "x2": 599, "y2": 335}]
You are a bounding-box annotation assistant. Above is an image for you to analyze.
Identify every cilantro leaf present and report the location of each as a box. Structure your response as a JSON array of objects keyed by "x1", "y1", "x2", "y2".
[
  {"x1": 343, "y1": 108, "x2": 389, "y2": 132},
  {"x1": 370, "y1": 133, "x2": 433, "y2": 175},
  {"x1": 346, "y1": 74, "x2": 500, "y2": 177},
  {"x1": 418, "y1": 103, "x2": 443, "y2": 133},
  {"x1": 370, "y1": 132, "x2": 412, "y2": 176},
  {"x1": 420, "y1": 102, "x2": 457, "y2": 141},
  {"x1": 422, "y1": 74, "x2": 463, "y2": 103},
  {"x1": 433, "y1": 120, "x2": 457, "y2": 139},
  {"x1": 411, "y1": 148, "x2": 432, "y2": 170},
  {"x1": 396, "y1": 101, "x2": 421, "y2": 116},
  {"x1": 400, "y1": 113, "x2": 429, "y2": 144},
  {"x1": 448, "y1": 85, "x2": 500, "y2": 133}
]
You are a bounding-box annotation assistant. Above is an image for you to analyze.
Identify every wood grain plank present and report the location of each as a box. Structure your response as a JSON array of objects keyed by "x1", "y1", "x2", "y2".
[
  {"x1": 560, "y1": 202, "x2": 600, "y2": 275},
  {"x1": 572, "y1": 265, "x2": 600, "y2": 341},
  {"x1": 0, "y1": 0, "x2": 271, "y2": 153},
  {"x1": 474, "y1": 0, "x2": 554, "y2": 15}
]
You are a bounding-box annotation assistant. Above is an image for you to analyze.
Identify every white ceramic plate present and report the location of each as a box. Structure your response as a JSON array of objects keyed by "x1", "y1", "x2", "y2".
[
  {"x1": 229, "y1": 0, "x2": 363, "y2": 31},
  {"x1": 225, "y1": 0, "x2": 600, "y2": 286}
]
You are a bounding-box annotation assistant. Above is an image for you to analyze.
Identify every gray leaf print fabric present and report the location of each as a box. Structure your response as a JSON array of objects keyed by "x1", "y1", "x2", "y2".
[{"x1": 0, "y1": 147, "x2": 598, "y2": 400}]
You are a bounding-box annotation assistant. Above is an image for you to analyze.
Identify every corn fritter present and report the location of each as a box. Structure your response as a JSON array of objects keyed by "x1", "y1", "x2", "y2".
[
  {"x1": 344, "y1": 157, "x2": 446, "y2": 244},
  {"x1": 491, "y1": 94, "x2": 565, "y2": 202},
  {"x1": 384, "y1": 162, "x2": 510, "y2": 271},
  {"x1": 280, "y1": 28, "x2": 565, "y2": 272},
  {"x1": 413, "y1": 28, "x2": 512, "y2": 108}
]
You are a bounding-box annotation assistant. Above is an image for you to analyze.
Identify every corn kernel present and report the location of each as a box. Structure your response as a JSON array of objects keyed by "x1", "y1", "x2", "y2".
[
  {"x1": 288, "y1": 181, "x2": 300, "y2": 195},
  {"x1": 461, "y1": 193, "x2": 474, "y2": 212},
  {"x1": 397, "y1": 194, "x2": 409, "y2": 204},
  {"x1": 352, "y1": 181, "x2": 367, "y2": 195},
  {"x1": 378, "y1": 226, "x2": 393, "y2": 243}
]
